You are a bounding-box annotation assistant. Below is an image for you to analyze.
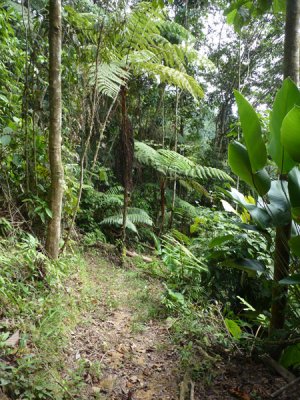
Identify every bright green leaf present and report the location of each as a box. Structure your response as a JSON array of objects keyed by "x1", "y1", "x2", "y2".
[
  {"x1": 269, "y1": 78, "x2": 300, "y2": 172},
  {"x1": 224, "y1": 318, "x2": 242, "y2": 339},
  {"x1": 228, "y1": 141, "x2": 271, "y2": 196},
  {"x1": 288, "y1": 167, "x2": 300, "y2": 220},
  {"x1": 234, "y1": 90, "x2": 267, "y2": 171},
  {"x1": 281, "y1": 105, "x2": 300, "y2": 163},
  {"x1": 273, "y1": 0, "x2": 286, "y2": 13}
]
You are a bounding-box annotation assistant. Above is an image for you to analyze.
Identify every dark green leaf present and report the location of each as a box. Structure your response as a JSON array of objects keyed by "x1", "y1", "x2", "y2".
[
  {"x1": 209, "y1": 234, "x2": 235, "y2": 248},
  {"x1": 279, "y1": 274, "x2": 300, "y2": 285},
  {"x1": 228, "y1": 187, "x2": 271, "y2": 228},
  {"x1": 222, "y1": 257, "x2": 266, "y2": 276},
  {"x1": 288, "y1": 236, "x2": 300, "y2": 257},
  {"x1": 265, "y1": 180, "x2": 290, "y2": 226}
]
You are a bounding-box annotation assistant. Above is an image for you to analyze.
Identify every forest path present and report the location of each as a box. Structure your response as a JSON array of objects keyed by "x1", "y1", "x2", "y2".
[
  {"x1": 62, "y1": 251, "x2": 298, "y2": 400},
  {"x1": 64, "y1": 252, "x2": 180, "y2": 400}
]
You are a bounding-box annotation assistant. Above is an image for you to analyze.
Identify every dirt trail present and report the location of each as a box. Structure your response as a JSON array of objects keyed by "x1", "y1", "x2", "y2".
[
  {"x1": 64, "y1": 254, "x2": 180, "y2": 400},
  {"x1": 63, "y1": 253, "x2": 299, "y2": 400}
]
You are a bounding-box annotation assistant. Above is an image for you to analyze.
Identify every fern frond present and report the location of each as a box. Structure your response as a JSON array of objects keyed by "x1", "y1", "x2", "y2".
[
  {"x1": 100, "y1": 215, "x2": 138, "y2": 233},
  {"x1": 135, "y1": 141, "x2": 234, "y2": 183},
  {"x1": 178, "y1": 179, "x2": 209, "y2": 198},
  {"x1": 174, "y1": 197, "x2": 199, "y2": 219},
  {"x1": 89, "y1": 61, "x2": 130, "y2": 98},
  {"x1": 97, "y1": 193, "x2": 123, "y2": 208},
  {"x1": 100, "y1": 207, "x2": 153, "y2": 234},
  {"x1": 126, "y1": 208, "x2": 153, "y2": 226},
  {"x1": 159, "y1": 21, "x2": 193, "y2": 43},
  {"x1": 137, "y1": 63, "x2": 203, "y2": 99},
  {"x1": 106, "y1": 186, "x2": 123, "y2": 195}
]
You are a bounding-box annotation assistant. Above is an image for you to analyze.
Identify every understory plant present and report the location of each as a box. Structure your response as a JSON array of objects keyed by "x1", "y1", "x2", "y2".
[{"x1": 227, "y1": 78, "x2": 300, "y2": 335}]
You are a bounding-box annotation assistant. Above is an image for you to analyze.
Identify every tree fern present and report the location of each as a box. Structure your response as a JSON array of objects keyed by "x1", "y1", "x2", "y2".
[
  {"x1": 122, "y1": 2, "x2": 204, "y2": 99},
  {"x1": 134, "y1": 63, "x2": 203, "y2": 99},
  {"x1": 173, "y1": 197, "x2": 199, "y2": 219},
  {"x1": 134, "y1": 141, "x2": 233, "y2": 182},
  {"x1": 89, "y1": 61, "x2": 130, "y2": 99},
  {"x1": 178, "y1": 179, "x2": 209, "y2": 197},
  {"x1": 100, "y1": 207, "x2": 153, "y2": 234}
]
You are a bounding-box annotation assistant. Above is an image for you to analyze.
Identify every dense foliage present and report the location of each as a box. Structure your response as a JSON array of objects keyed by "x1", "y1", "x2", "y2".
[{"x1": 1, "y1": 0, "x2": 300, "y2": 398}]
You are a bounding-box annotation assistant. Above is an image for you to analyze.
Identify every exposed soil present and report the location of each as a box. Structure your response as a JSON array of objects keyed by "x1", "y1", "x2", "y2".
[{"x1": 63, "y1": 253, "x2": 299, "y2": 400}]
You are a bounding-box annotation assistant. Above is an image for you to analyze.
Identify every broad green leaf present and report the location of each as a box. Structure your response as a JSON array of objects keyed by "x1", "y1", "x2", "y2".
[
  {"x1": 265, "y1": 181, "x2": 290, "y2": 226},
  {"x1": 288, "y1": 167, "x2": 300, "y2": 220},
  {"x1": 224, "y1": 318, "x2": 242, "y2": 339},
  {"x1": 269, "y1": 78, "x2": 299, "y2": 172},
  {"x1": 280, "y1": 344, "x2": 300, "y2": 368},
  {"x1": 222, "y1": 257, "x2": 266, "y2": 276},
  {"x1": 226, "y1": 9, "x2": 237, "y2": 24},
  {"x1": 273, "y1": 0, "x2": 286, "y2": 13},
  {"x1": 228, "y1": 187, "x2": 271, "y2": 228},
  {"x1": 234, "y1": 91, "x2": 267, "y2": 171},
  {"x1": 279, "y1": 274, "x2": 300, "y2": 285},
  {"x1": 45, "y1": 208, "x2": 53, "y2": 219},
  {"x1": 288, "y1": 236, "x2": 300, "y2": 256},
  {"x1": 0, "y1": 135, "x2": 11, "y2": 146},
  {"x1": 281, "y1": 105, "x2": 300, "y2": 163},
  {"x1": 228, "y1": 141, "x2": 271, "y2": 195},
  {"x1": 209, "y1": 234, "x2": 235, "y2": 249}
]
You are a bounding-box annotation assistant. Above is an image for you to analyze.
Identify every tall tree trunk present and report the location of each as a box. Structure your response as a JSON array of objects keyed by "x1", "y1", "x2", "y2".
[
  {"x1": 283, "y1": 0, "x2": 300, "y2": 85},
  {"x1": 120, "y1": 86, "x2": 134, "y2": 252},
  {"x1": 46, "y1": 0, "x2": 63, "y2": 259},
  {"x1": 270, "y1": 0, "x2": 300, "y2": 333}
]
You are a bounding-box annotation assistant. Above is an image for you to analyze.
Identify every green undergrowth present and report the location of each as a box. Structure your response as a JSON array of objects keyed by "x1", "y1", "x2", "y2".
[
  {"x1": 0, "y1": 236, "x2": 102, "y2": 399},
  {"x1": 131, "y1": 256, "x2": 237, "y2": 382}
]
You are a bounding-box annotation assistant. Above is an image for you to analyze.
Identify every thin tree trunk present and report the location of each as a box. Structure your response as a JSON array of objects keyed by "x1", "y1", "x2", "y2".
[
  {"x1": 270, "y1": 0, "x2": 300, "y2": 333},
  {"x1": 120, "y1": 86, "x2": 133, "y2": 252},
  {"x1": 46, "y1": 0, "x2": 63, "y2": 259},
  {"x1": 92, "y1": 94, "x2": 118, "y2": 169},
  {"x1": 159, "y1": 177, "x2": 166, "y2": 235},
  {"x1": 169, "y1": 89, "x2": 180, "y2": 229}
]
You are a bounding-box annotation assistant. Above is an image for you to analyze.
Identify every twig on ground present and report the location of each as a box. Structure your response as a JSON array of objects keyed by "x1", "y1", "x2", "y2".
[
  {"x1": 260, "y1": 354, "x2": 295, "y2": 382},
  {"x1": 190, "y1": 381, "x2": 195, "y2": 400},
  {"x1": 271, "y1": 376, "x2": 300, "y2": 398}
]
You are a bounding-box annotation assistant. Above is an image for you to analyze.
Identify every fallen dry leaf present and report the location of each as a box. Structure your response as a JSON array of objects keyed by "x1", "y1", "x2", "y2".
[
  {"x1": 5, "y1": 330, "x2": 20, "y2": 347},
  {"x1": 229, "y1": 387, "x2": 251, "y2": 400}
]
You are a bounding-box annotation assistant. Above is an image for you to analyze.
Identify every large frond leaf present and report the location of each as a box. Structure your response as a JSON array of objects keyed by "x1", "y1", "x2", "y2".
[
  {"x1": 135, "y1": 141, "x2": 233, "y2": 182},
  {"x1": 89, "y1": 61, "x2": 130, "y2": 98}
]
